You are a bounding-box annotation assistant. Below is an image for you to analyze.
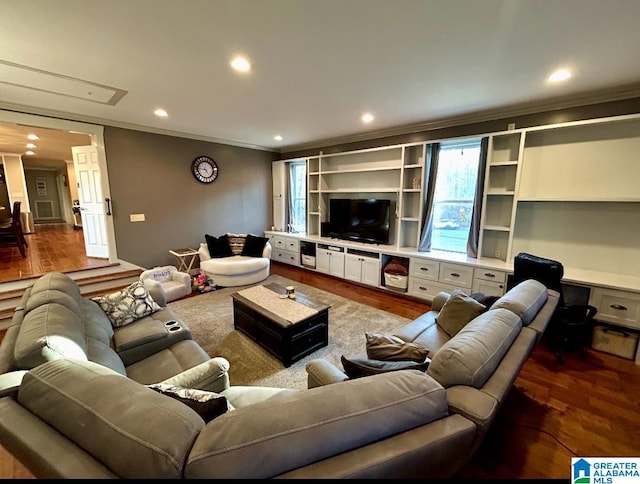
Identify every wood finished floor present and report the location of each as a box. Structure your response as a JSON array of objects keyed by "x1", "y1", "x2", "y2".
[
  {"x1": 1, "y1": 246, "x2": 639, "y2": 478},
  {"x1": 0, "y1": 222, "x2": 111, "y2": 283}
]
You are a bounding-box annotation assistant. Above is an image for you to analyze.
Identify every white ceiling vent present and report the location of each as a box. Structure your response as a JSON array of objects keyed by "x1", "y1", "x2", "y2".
[{"x1": 0, "y1": 60, "x2": 127, "y2": 105}]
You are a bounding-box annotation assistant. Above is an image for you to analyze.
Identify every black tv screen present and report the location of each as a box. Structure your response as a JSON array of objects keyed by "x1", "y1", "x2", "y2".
[{"x1": 329, "y1": 198, "x2": 391, "y2": 245}]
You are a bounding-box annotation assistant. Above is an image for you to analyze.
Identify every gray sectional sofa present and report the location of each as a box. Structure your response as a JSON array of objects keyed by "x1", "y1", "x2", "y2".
[
  {"x1": 306, "y1": 279, "x2": 560, "y2": 456},
  {"x1": 0, "y1": 272, "x2": 558, "y2": 478}
]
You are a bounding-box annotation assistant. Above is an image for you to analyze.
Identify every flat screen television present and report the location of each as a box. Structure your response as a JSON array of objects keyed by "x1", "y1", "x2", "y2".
[{"x1": 328, "y1": 198, "x2": 391, "y2": 245}]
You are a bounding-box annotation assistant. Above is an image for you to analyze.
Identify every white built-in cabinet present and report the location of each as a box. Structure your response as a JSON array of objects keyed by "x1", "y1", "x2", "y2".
[
  {"x1": 344, "y1": 251, "x2": 380, "y2": 287},
  {"x1": 316, "y1": 246, "x2": 345, "y2": 278},
  {"x1": 271, "y1": 161, "x2": 285, "y2": 232},
  {"x1": 513, "y1": 116, "x2": 640, "y2": 280}
]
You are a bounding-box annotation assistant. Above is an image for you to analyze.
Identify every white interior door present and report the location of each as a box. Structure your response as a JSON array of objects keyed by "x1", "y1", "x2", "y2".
[{"x1": 72, "y1": 145, "x2": 109, "y2": 258}]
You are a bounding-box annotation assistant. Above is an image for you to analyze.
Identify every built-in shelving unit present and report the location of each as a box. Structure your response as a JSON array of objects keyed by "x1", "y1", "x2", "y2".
[
  {"x1": 398, "y1": 143, "x2": 426, "y2": 250},
  {"x1": 478, "y1": 131, "x2": 523, "y2": 262},
  {"x1": 307, "y1": 156, "x2": 320, "y2": 236},
  {"x1": 289, "y1": 113, "x2": 640, "y2": 279},
  {"x1": 275, "y1": 112, "x2": 640, "y2": 364},
  {"x1": 303, "y1": 143, "x2": 425, "y2": 250}
]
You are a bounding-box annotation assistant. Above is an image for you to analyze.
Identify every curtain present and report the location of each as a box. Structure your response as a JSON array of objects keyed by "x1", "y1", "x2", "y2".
[
  {"x1": 284, "y1": 162, "x2": 293, "y2": 232},
  {"x1": 418, "y1": 143, "x2": 440, "y2": 252},
  {"x1": 466, "y1": 137, "x2": 489, "y2": 257}
]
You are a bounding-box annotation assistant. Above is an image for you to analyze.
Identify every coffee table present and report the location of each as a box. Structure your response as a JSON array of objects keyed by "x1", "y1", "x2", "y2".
[{"x1": 231, "y1": 283, "x2": 330, "y2": 367}]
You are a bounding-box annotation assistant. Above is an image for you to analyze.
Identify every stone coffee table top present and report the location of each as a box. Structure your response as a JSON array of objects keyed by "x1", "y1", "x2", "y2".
[{"x1": 234, "y1": 283, "x2": 330, "y2": 326}]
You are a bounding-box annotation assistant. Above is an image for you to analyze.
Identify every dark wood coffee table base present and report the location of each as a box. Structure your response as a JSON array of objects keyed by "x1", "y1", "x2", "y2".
[{"x1": 231, "y1": 284, "x2": 329, "y2": 367}]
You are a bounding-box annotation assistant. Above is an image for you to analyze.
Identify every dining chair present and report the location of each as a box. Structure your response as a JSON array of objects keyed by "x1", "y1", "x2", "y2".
[{"x1": 0, "y1": 201, "x2": 28, "y2": 257}]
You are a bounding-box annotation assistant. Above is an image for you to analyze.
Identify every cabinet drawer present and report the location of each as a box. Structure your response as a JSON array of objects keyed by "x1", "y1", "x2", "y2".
[
  {"x1": 408, "y1": 279, "x2": 460, "y2": 302},
  {"x1": 471, "y1": 279, "x2": 506, "y2": 297},
  {"x1": 285, "y1": 238, "x2": 300, "y2": 253},
  {"x1": 273, "y1": 249, "x2": 298, "y2": 265},
  {"x1": 409, "y1": 258, "x2": 439, "y2": 282},
  {"x1": 589, "y1": 288, "x2": 640, "y2": 330},
  {"x1": 473, "y1": 267, "x2": 506, "y2": 284},
  {"x1": 438, "y1": 262, "x2": 473, "y2": 289},
  {"x1": 272, "y1": 236, "x2": 286, "y2": 249}
]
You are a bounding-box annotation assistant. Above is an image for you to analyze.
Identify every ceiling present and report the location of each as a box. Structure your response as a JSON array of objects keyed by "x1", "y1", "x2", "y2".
[
  {"x1": 0, "y1": 121, "x2": 91, "y2": 170},
  {"x1": 1, "y1": 0, "x2": 640, "y2": 155}
]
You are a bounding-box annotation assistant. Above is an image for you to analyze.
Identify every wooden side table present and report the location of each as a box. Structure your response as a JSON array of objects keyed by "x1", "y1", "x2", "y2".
[{"x1": 169, "y1": 248, "x2": 198, "y2": 274}]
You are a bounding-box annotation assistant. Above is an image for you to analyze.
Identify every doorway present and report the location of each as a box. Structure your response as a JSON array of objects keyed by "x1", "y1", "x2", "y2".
[{"x1": 0, "y1": 110, "x2": 118, "y2": 281}]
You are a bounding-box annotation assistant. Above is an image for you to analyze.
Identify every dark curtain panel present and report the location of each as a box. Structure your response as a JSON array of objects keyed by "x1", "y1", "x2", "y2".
[
  {"x1": 284, "y1": 163, "x2": 292, "y2": 232},
  {"x1": 418, "y1": 143, "x2": 440, "y2": 252},
  {"x1": 466, "y1": 137, "x2": 489, "y2": 257}
]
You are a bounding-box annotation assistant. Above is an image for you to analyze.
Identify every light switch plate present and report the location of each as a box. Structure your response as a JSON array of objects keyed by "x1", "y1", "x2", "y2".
[{"x1": 129, "y1": 213, "x2": 145, "y2": 222}]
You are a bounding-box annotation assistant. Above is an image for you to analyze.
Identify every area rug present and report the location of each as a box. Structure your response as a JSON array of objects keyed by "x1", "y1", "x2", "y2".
[{"x1": 167, "y1": 274, "x2": 411, "y2": 390}]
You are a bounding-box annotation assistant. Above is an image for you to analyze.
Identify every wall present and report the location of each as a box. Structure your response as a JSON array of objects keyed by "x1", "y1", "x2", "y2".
[
  {"x1": 103, "y1": 127, "x2": 279, "y2": 269},
  {"x1": 24, "y1": 168, "x2": 63, "y2": 221}
]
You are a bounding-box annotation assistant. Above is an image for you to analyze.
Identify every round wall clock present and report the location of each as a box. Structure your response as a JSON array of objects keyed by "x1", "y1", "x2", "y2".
[{"x1": 191, "y1": 155, "x2": 219, "y2": 184}]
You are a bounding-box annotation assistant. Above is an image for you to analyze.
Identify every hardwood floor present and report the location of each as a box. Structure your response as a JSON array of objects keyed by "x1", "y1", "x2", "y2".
[
  {"x1": 0, "y1": 222, "x2": 111, "y2": 284},
  {"x1": 1, "y1": 260, "x2": 639, "y2": 478}
]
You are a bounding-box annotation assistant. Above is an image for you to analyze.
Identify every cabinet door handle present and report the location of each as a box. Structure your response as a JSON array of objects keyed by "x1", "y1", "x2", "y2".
[
  {"x1": 610, "y1": 304, "x2": 628, "y2": 311},
  {"x1": 484, "y1": 272, "x2": 495, "y2": 278},
  {"x1": 450, "y1": 273, "x2": 460, "y2": 277},
  {"x1": 419, "y1": 286, "x2": 427, "y2": 291},
  {"x1": 420, "y1": 267, "x2": 429, "y2": 271}
]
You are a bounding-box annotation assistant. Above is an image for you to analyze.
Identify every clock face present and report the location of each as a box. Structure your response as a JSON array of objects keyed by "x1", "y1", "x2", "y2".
[{"x1": 191, "y1": 156, "x2": 219, "y2": 183}]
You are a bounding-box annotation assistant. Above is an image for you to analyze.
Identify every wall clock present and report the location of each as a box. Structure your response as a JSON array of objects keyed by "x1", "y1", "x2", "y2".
[{"x1": 191, "y1": 155, "x2": 219, "y2": 184}]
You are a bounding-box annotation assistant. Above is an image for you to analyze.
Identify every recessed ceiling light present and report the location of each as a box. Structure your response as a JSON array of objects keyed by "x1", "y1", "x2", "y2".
[
  {"x1": 27, "y1": 134, "x2": 39, "y2": 140},
  {"x1": 154, "y1": 108, "x2": 169, "y2": 118},
  {"x1": 230, "y1": 56, "x2": 251, "y2": 72},
  {"x1": 548, "y1": 69, "x2": 572, "y2": 83},
  {"x1": 26, "y1": 143, "x2": 36, "y2": 149},
  {"x1": 362, "y1": 113, "x2": 374, "y2": 123},
  {"x1": 274, "y1": 135, "x2": 283, "y2": 141},
  {"x1": 25, "y1": 150, "x2": 35, "y2": 155}
]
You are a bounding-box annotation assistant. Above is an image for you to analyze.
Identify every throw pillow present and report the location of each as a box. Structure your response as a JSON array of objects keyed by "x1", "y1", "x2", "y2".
[
  {"x1": 205, "y1": 233, "x2": 233, "y2": 258},
  {"x1": 241, "y1": 234, "x2": 269, "y2": 257},
  {"x1": 341, "y1": 355, "x2": 430, "y2": 379},
  {"x1": 147, "y1": 383, "x2": 234, "y2": 423},
  {"x1": 92, "y1": 281, "x2": 161, "y2": 328},
  {"x1": 383, "y1": 258, "x2": 409, "y2": 276},
  {"x1": 436, "y1": 290, "x2": 486, "y2": 337},
  {"x1": 226, "y1": 233, "x2": 246, "y2": 255},
  {"x1": 365, "y1": 332, "x2": 430, "y2": 362},
  {"x1": 469, "y1": 292, "x2": 500, "y2": 313}
]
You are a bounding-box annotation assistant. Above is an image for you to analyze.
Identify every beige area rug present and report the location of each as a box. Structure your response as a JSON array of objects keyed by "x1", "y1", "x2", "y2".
[{"x1": 167, "y1": 274, "x2": 411, "y2": 390}]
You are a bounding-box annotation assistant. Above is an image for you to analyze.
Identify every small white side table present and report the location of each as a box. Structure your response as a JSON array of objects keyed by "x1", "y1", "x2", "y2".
[{"x1": 169, "y1": 248, "x2": 198, "y2": 274}]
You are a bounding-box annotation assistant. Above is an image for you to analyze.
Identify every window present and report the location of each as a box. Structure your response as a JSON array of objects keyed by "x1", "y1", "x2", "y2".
[
  {"x1": 288, "y1": 160, "x2": 306, "y2": 233},
  {"x1": 430, "y1": 138, "x2": 482, "y2": 253}
]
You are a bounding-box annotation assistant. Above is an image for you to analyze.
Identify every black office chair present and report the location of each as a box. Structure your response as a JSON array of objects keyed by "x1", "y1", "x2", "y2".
[{"x1": 510, "y1": 253, "x2": 597, "y2": 364}]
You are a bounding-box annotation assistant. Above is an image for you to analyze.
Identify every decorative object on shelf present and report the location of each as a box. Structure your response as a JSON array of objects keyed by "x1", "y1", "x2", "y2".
[{"x1": 191, "y1": 155, "x2": 219, "y2": 184}]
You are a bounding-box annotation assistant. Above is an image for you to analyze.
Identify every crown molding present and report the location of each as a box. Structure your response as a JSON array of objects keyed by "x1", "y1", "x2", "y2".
[
  {"x1": 280, "y1": 83, "x2": 640, "y2": 154},
  {"x1": 4, "y1": 82, "x2": 640, "y2": 157},
  {"x1": 0, "y1": 102, "x2": 279, "y2": 153}
]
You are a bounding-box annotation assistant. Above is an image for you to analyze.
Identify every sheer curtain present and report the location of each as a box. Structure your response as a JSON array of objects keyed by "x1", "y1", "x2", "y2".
[
  {"x1": 418, "y1": 143, "x2": 440, "y2": 252},
  {"x1": 466, "y1": 137, "x2": 489, "y2": 257}
]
